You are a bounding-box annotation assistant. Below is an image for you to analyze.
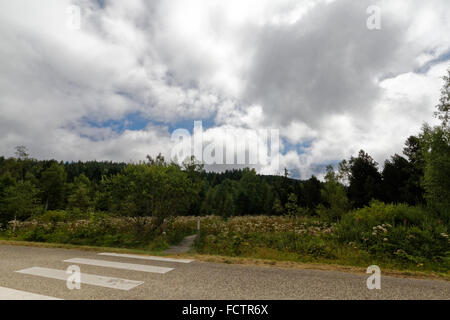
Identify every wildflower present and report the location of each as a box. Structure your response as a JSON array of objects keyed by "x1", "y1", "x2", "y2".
[{"x1": 383, "y1": 238, "x2": 388, "y2": 242}]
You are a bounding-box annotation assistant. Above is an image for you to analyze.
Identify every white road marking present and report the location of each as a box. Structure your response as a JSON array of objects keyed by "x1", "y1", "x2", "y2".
[
  {"x1": 98, "y1": 252, "x2": 193, "y2": 263},
  {"x1": 63, "y1": 258, "x2": 174, "y2": 274},
  {"x1": 16, "y1": 267, "x2": 143, "y2": 291},
  {"x1": 0, "y1": 286, "x2": 61, "y2": 300}
]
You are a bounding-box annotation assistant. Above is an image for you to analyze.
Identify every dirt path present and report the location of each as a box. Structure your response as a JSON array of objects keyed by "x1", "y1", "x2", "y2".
[{"x1": 164, "y1": 235, "x2": 197, "y2": 254}]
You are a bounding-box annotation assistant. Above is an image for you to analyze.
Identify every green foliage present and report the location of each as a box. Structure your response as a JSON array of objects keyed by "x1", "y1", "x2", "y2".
[
  {"x1": 67, "y1": 174, "x2": 93, "y2": 213},
  {"x1": 36, "y1": 210, "x2": 69, "y2": 223},
  {"x1": 285, "y1": 193, "x2": 300, "y2": 216},
  {"x1": 346, "y1": 150, "x2": 382, "y2": 208},
  {"x1": 337, "y1": 201, "x2": 448, "y2": 266},
  {"x1": 382, "y1": 154, "x2": 419, "y2": 205},
  {"x1": 434, "y1": 68, "x2": 450, "y2": 127},
  {"x1": 317, "y1": 166, "x2": 349, "y2": 221},
  {"x1": 193, "y1": 216, "x2": 338, "y2": 260},
  {"x1": 421, "y1": 125, "x2": 450, "y2": 221},
  {"x1": 0, "y1": 180, "x2": 40, "y2": 226},
  {"x1": 40, "y1": 162, "x2": 67, "y2": 210},
  {"x1": 5, "y1": 215, "x2": 197, "y2": 250},
  {"x1": 103, "y1": 159, "x2": 196, "y2": 220},
  {"x1": 300, "y1": 176, "x2": 322, "y2": 209},
  {"x1": 236, "y1": 169, "x2": 273, "y2": 215},
  {"x1": 272, "y1": 197, "x2": 284, "y2": 215},
  {"x1": 201, "y1": 179, "x2": 238, "y2": 217}
]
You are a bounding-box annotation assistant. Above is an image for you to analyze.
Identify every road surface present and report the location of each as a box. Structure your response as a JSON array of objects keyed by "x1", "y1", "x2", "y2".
[{"x1": 0, "y1": 244, "x2": 448, "y2": 300}]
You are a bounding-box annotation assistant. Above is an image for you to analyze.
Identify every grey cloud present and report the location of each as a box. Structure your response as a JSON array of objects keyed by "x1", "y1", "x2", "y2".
[{"x1": 244, "y1": 0, "x2": 414, "y2": 126}]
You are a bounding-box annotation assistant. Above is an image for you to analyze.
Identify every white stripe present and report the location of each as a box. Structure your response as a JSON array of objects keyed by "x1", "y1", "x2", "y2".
[
  {"x1": 16, "y1": 267, "x2": 143, "y2": 291},
  {"x1": 64, "y1": 258, "x2": 174, "y2": 274},
  {"x1": 0, "y1": 286, "x2": 61, "y2": 300},
  {"x1": 98, "y1": 252, "x2": 193, "y2": 263}
]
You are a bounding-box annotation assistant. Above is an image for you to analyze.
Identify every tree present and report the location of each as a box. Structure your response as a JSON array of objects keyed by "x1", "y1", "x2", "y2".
[
  {"x1": 337, "y1": 159, "x2": 350, "y2": 185},
  {"x1": 214, "y1": 180, "x2": 237, "y2": 217},
  {"x1": 181, "y1": 155, "x2": 205, "y2": 215},
  {"x1": 285, "y1": 193, "x2": 300, "y2": 216},
  {"x1": 67, "y1": 174, "x2": 92, "y2": 213},
  {"x1": 15, "y1": 146, "x2": 29, "y2": 160},
  {"x1": 421, "y1": 124, "x2": 450, "y2": 221},
  {"x1": 403, "y1": 135, "x2": 425, "y2": 168},
  {"x1": 434, "y1": 68, "x2": 450, "y2": 127},
  {"x1": 201, "y1": 179, "x2": 238, "y2": 217},
  {"x1": 236, "y1": 168, "x2": 272, "y2": 215},
  {"x1": 272, "y1": 196, "x2": 284, "y2": 215},
  {"x1": 146, "y1": 153, "x2": 167, "y2": 166},
  {"x1": 39, "y1": 162, "x2": 67, "y2": 211},
  {"x1": 2, "y1": 180, "x2": 40, "y2": 227},
  {"x1": 416, "y1": 69, "x2": 450, "y2": 221},
  {"x1": 300, "y1": 175, "x2": 322, "y2": 210},
  {"x1": 0, "y1": 172, "x2": 16, "y2": 227},
  {"x1": 382, "y1": 154, "x2": 415, "y2": 204},
  {"x1": 347, "y1": 150, "x2": 382, "y2": 208},
  {"x1": 107, "y1": 161, "x2": 197, "y2": 222},
  {"x1": 317, "y1": 165, "x2": 349, "y2": 221},
  {"x1": 401, "y1": 135, "x2": 426, "y2": 205}
]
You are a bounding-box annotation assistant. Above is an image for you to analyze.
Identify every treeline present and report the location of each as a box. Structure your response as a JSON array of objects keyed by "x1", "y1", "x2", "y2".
[
  {"x1": 0, "y1": 126, "x2": 448, "y2": 227},
  {"x1": 0, "y1": 70, "x2": 449, "y2": 227}
]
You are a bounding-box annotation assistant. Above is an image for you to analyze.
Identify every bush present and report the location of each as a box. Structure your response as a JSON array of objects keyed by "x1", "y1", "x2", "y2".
[
  {"x1": 34, "y1": 210, "x2": 69, "y2": 223},
  {"x1": 336, "y1": 201, "x2": 449, "y2": 265},
  {"x1": 193, "y1": 216, "x2": 337, "y2": 259},
  {"x1": 3, "y1": 214, "x2": 201, "y2": 250}
]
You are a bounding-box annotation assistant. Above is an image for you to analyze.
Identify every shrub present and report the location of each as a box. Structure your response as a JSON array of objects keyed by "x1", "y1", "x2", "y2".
[
  {"x1": 336, "y1": 201, "x2": 449, "y2": 265},
  {"x1": 35, "y1": 210, "x2": 69, "y2": 223}
]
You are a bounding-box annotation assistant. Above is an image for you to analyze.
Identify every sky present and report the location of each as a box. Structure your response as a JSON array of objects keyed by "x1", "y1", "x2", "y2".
[{"x1": 0, "y1": 0, "x2": 449, "y2": 179}]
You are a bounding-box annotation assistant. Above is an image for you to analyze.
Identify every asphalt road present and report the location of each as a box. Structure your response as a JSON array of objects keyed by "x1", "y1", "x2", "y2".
[{"x1": 0, "y1": 244, "x2": 448, "y2": 300}]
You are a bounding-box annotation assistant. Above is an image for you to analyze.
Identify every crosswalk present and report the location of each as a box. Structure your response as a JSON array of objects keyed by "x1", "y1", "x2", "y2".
[
  {"x1": 0, "y1": 286, "x2": 62, "y2": 300},
  {"x1": 16, "y1": 267, "x2": 144, "y2": 291},
  {"x1": 64, "y1": 257, "x2": 175, "y2": 274},
  {"x1": 1, "y1": 252, "x2": 193, "y2": 300},
  {"x1": 98, "y1": 252, "x2": 194, "y2": 263}
]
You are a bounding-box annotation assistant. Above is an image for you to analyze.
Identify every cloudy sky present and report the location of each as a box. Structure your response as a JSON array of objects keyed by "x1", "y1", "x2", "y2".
[{"x1": 0, "y1": 0, "x2": 449, "y2": 178}]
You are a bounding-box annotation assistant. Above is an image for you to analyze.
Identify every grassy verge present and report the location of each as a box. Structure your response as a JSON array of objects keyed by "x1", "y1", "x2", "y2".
[
  {"x1": 0, "y1": 238, "x2": 448, "y2": 281},
  {"x1": 0, "y1": 238, "x2": 169, "y2": 256},
  {"x1": 192, "y1": 245, "x2": 450, "y2": 280}
]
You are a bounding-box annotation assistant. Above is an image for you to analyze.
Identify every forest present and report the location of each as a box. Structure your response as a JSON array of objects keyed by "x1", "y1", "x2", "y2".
[{"x1": 0, "y1": 124, "x2": 448, "y2": 227}]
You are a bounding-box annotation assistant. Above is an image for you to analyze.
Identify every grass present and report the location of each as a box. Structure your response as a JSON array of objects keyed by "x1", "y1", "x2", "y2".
[{"x1": 0, "y1": 238, "x2": 169, "y2": 256}]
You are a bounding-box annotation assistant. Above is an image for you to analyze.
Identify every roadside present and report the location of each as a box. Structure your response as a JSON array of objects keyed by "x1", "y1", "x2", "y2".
[
  {"x1": 1, "y1": 244, "x2": 449, "y2": 300},
  {"x1": 1, "y1": 239, "x2": 448, "y2": 281}
]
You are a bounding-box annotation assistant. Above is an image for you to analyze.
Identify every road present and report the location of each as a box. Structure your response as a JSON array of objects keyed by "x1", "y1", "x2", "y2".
[{"x1": 0, "y1": 244, "x2": 448, "y2": 300}]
